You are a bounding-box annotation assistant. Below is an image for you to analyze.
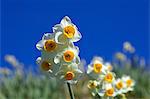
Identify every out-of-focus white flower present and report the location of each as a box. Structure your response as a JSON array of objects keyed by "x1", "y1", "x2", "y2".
[
  {"x1": 113, "y1": 78, "x2": 125, "y2": 95},
  {"x1": 105, "y1": 62, "x2": 113, "y2": 71},
  {"x1": 98, "y1": 83, "x2": 117, "y2": 97},
  {"x1": 5, "y1": 54, "x2": 20, "y2": 67},
  {"x1": 53, "y1": 16, "x2": 82, "y2": 44},
  {"x1": 123, "y1": 41, "x2": 135, "y2": 53},
  {"x1": 121, "y1": 75, "x2": 135, "y2": 93},
  {"x1": 0, "y1": 67, "x2": 11, "y2": 75},
  {"x1": 103, "y1": 71, "x2": 115, "y2": 83},
  {"x1": 115, "y1": 52, "x2": 127, "y2": 61},
  {"x1": 87, "y1": 80, "x2": 100, "y2": 96}
]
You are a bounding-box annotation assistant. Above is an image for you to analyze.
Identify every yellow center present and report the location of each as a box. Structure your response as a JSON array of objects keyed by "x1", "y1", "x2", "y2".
[
  {"x1": 93, "y1": 63, "x2": 102, "y2": 73},
  {"x1": 116, "y1": 81, "x2": 123, "y2": 90},
  {"x1": 64, "y1": 26, "x2": 75, "y2": 38},
  {"x1": 41, "y1": 61, "x2": 51, "y2": 71},
  {"x1": 104, "y1": 73, "x2": 113, "y2": 83},
  {"x1": 44, "y1": 40, "x2": 57, "y2": 52},
  {"x1": 65, "y1": 71, "x2": 75, "y2": 80},
  {"x1": 87, "y1": 81, "x2": 97, "y2": 89},
  {"x1": 63, "y1": 50, "x2": 75, "y2": 62},
  {"x1": 106, "y1": 88, "x2": 114, "y2": 96},
  {"x1": 126, "y1": 79, "x2": 132, "y2": 87}
]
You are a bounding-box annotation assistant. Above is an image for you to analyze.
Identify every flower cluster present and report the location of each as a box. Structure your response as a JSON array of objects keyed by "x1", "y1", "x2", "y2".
[
  {"x1": 36, "y1": 16, "x2": 82, "y2": 83},
  {"x1": 87, "y1": 57, "x2": 135, "y2": 98}
]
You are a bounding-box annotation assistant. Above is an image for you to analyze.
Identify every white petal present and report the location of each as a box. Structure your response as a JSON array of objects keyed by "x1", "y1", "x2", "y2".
[
  {"x1": 42, "y1": 33, "x2": 54, "y2": 40},
  {"x1": 71, "y1": 31, "x2": 82, "y2": 42},
  {"x1": 75, "y1": 56, "x2": 80, "y2": 64},
  {"x1": 60, "y1": 16, "x2": 72, "y2": 27},
  {"x1": 55, "y1": 31, "x2": 65, "y2": 44},
  {"x1": 36, "y1": 40, "x2": 44, "y2": 50},
  {"x1": 87, "y1": 65, "x2": 93, "y2": 74},
  {"x1": 75, "y1": 69, "x2": 83, "y2": 73},
  {"x1": 52, "y1": 24, "x2": 63, "y2": 33},
  {"x1": 75, "y1": 46, "x2": 79, "y2": 55},
  {"x1": 54, "y1": 54, "x2": 61, "y2": 64},
  {"x1": 36, "y1": 57, "x2": 41, "y2": 64}
]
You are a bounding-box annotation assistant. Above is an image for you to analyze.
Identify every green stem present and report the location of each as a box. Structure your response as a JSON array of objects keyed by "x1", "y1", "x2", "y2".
[{"x1": 67, "y1": 82, "x2": 75, "y2": 99}]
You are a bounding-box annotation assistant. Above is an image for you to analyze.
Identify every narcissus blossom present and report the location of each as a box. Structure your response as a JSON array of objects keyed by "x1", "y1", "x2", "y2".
[
  {"x1": 36, "y1": 16, "x2": 82, "y2": 83},
  {"x1": 53, "y1": 16, "x2": 82, "y2": 44}
]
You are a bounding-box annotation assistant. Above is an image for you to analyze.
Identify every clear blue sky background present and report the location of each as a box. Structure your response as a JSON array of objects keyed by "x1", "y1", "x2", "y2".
[{"x1": 1, "y1": 0, "x2": 149, "y2": 68}]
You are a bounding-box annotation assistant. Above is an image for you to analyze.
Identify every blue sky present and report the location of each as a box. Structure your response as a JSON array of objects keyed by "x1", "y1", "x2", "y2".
[{"x1": 1, "y1": 0, "x2": 149, "y2": 67}]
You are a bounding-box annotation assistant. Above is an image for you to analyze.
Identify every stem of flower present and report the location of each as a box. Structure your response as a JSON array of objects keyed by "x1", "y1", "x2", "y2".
[{"x1": 67, "y1": 82, "x2": 75, "y2": 99}]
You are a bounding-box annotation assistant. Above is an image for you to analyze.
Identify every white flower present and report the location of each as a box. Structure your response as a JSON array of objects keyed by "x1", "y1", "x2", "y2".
[
  {"x1": 36, "y1": 56, "x2": 59, "y2": 77},
  {"x1": 36, "y1": 33, "x2": 55, "y2": 51},
  {"x1": 87, "y1": 80, "x2": 100, "y2": 96},
  {"x1": 105, "y1": 62, "x2": 113, "y2": 71},
  {"x1": 121, "y1": 75, "x2": 135, "y2": 93},
  {"x1": 123, "y1": 41, "x2": 135, "y2": 53},
  {"x1": 53, "y1": 16, "x2": 82, "y2": 44},
  {"x1": 87, "y1": 57, "x2": 106, "y2": 78},
  {"x1": 113, "y1": 78, "x2": 125, "y2": 95},
  {"x1": 103, "y1": 71, "x2": 116, "y2": 83},
  {"x1": 54, "y1": 46, "x2": 80, "y2": 65},
  {"x1": 98, "y1": 83, "x2": 117, "y2": 97},
  {"x1": 55, "y1": 63, "x2": 82, "y2": 84}
]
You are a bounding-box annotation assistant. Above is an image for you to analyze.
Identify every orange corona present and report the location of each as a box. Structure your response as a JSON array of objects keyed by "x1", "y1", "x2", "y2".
[
  {"x1": 93, "y1": 63, "x2": 102, "y2": 73},
  {"x1": 106, "y1": 88, "x2": 114, "y2": 96},
  {"x1": 63, "y1": 50, "x2": 75, "y2": 62},
  {"x1": 41, "y1": 61, "x2": 51, "y2": 71},
  {"x1": 116, "y1": 81, "x2": 123, "y2": 90},
  {"x1": 105, "y1": 73, "x2": 113, "y2": 83},
  {"x1": 65, "y1": 71, "x2": 75, "y2": 80},
  {"x1": 44, "y1": 40, "x2": 57, "y2": 52},
  {"x1": 64, "y1": 26, "x2": 75, "y2": 38}
]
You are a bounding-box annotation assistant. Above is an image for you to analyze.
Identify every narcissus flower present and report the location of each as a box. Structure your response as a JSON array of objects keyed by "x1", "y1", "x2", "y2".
[
  {"x1": 105, "y1": 62, "x2": 113, "y2": 71},
  {"x1": 54, "y1": 46, "x2": 80, "y2": 65},
  {"x1": 104, "y1": 72, "x2": 115, "y2": 83},
  {"x1": 87, "y1": 80, "x2": 100, "y2": 96},
  {"x1": 56, "y1": 63, "x2": 82, "y2": 83},
  {"x1": 36, "y1": 57, "x2": 59, "y2": 77},
  {"x1": 87, "y1": 57, "x2": 106, "y2": 80},
  {"x1": 113, "y1": 78, "x2": 125, "y2": 95},
  {"x1": 87, "y1": 80, "x2": 99, "y2": 89},
  {"x1": 122, "y1": 75, "x2": 135, "y2": 92},
  {"x1": 53, "y1": 16, "x2": 82, "y2": 44},
  {"x1": 98, "y1": 83, "x2": 117, "y2": 97}
]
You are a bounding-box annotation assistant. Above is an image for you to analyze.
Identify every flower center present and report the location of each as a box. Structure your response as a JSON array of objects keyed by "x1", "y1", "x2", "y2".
[
  {"x1": 41, "y1": 61, "x2": 51, "y2": 71},
  {"x1": 106, "y1": 88, "x2": 114, "y2": 96},
  {"x1": 65, "y1": 71, "x2": 75, "y2": 80},
  {"x1": 126, "y1": 79, "x2": 132, "y2": 87},
  {"x1": 63, "y1": 50, "x2": 75, "y2": 62},
  {"x1": 44, "y1": 40, "x2": 57, "y2": 52},
  {"x1": 64, "y1": 26, "x2": 75, "y2": 38},
  {"x1": 104, "y1": 73, "x2": 113, "y2": 83},
  {"x1": 87, "y1": 81, "x2": 97, "y2": 89},
  {"x1": 116, "y1": 81, "x2": 123, "y2": 90},
  {"x1": 93, "y1": 63, "x2": 102, "y2": 73}
]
